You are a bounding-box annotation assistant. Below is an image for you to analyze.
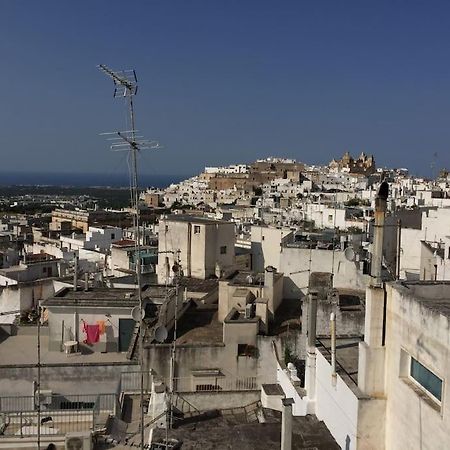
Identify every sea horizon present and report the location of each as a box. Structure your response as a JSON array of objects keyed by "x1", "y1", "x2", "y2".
[{"x1": 0, "y1": 171, "x2": 190, "y2": 188}]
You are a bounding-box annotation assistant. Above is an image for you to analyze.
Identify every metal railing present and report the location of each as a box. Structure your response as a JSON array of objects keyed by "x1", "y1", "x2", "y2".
[
  {"x1": 0, "y1": 393, "x2": 117, "y2": 437},
  {"x1": 119, "y1": 371, "x2": 258, "y2": 394}
]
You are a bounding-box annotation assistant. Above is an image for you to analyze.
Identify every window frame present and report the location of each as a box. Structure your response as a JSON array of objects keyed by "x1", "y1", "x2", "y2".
[{"x1": 409, "y1": 356, "x2": 443, "y2": 403}]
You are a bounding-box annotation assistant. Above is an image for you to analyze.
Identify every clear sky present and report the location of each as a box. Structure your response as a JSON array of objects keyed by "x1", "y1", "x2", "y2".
[{"x1": 1, "y1": 0, "x2": 450, "y2": 178}]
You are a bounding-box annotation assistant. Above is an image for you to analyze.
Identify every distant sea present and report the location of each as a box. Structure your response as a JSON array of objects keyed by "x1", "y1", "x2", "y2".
[{"x1": 0, "y1": 172, "x2": 188, "y2": 188}]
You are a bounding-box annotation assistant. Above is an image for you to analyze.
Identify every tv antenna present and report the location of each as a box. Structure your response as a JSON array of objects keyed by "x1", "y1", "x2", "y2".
[{"x1": 98, "y1": 64, "x2": 160, "y2": 450}]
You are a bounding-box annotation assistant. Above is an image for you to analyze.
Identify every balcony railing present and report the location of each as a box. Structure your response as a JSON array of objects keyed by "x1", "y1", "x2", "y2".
[
  {"x1": 0, "y1": 393, "x2": 117, "y2": 437},
  {"x1": 119, "y1": 371, "x2": 257, "y2": 394}
]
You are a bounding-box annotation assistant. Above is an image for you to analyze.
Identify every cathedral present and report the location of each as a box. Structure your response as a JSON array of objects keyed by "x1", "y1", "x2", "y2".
[{"x1": 329, "y1": 151, "x2": 376, "y2": 175}]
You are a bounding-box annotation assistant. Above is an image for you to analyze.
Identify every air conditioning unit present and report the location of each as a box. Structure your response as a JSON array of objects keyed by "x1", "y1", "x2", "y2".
[{"x1": 65, "y1": 431, "x2": 93, "y2": 450}]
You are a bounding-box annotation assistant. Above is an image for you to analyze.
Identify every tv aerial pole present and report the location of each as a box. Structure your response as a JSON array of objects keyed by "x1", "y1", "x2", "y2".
[{"x1": 98, "y1": 64, "x2": 160, "y2": 450}]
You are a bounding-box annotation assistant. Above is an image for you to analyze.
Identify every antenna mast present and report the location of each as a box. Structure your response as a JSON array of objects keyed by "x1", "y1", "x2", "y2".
[{"x1": 98, "y1": 64, "x2": 159, "y2": 450}]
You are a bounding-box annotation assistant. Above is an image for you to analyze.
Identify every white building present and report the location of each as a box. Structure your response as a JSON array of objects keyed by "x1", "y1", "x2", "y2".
[{"x1": 157, "y1": 215, "x2": 236, "y2": 283}]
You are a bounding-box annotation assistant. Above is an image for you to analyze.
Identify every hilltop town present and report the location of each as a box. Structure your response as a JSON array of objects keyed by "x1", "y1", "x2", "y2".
[{"x1": 0, "y1": 152, "x2": 449, "y2": 448}]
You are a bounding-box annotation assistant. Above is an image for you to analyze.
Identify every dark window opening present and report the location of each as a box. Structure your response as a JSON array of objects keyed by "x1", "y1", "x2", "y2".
[
  {"x1": 410, "y1": 357, "x2": 442, "y2": 401},
  {"x1": 238, "y1": 344, "x2": 258, "y2": 358}
]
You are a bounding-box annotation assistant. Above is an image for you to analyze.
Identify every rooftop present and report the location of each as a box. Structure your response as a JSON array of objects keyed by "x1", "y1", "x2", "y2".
[
  {"x1": 162, "y1": 214, "x2": 230, "y2": 225},
  {"x1": 172, "y1": 301, "x2": 223, "y2": 345},
  {"x1": 316, "y1": 336, "x2": 364, "y2": 397},
  {"x1": 394, "y1": 280, "x2": 450, "y2": 318},
  {"x1": 42, "y1": 285, "x2": 176, "y2": 308},
  {"x1": 117, "y1": 396, "x2": 338, "y2": 450},
  {"x1": 0, "y1": 331, "x2": 130, "y2": 373},
  {"x1": 178, "y1": 277, "x2": 218, "y2": 293},
  {"x1": 111, "y1": 239, "x2": 136, "y2": 248}
]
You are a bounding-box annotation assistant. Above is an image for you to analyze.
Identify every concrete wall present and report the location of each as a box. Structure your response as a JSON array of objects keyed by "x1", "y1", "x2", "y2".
[
  {"x1": 46, "y1": 305, "x2": 133, "y2": 352},
  {"x1": 144, "y1": 335, "x2": 279, "y2": 388},
  {"x1": 251, "y1": 225, "x2": 293, "y2": 272},
  {"x1": 218, "y1": 272, "x2": 283, "y2": 322},
  {"x1": 0, "y1": 279, "x2": 70, "y2": 317},
  {"x1": 400, "y1": 208, "x2": 450, "y2": 280},
  {"x1": 110, "y1": 246, "x2": 132, "y2": 277},
  {"x1": 315, "y1": 351, "x2": 359, "y2": 450},
  {"x1": 0, "y1": 362, "x2": 137, "y2": 396},
  {"x1": 384, "y1": 284, "x2": 450, "y2": 450},
  {"x1": 179, "y1": 391, "x2": 260, "y2": 411},
  {"x1": 400, "y1": 228, "x2": 424, "y2": 279},
  {"x1": 85, "y1": 226, "x2": 123, "y2": 251},
  {"x1": 157, "y1": 218, "x2": 235, "y2": 282},
  {"x1": 281, "y1": 247, "x2": 369, "y2": 299},
  {"x1": 300, "y1": 299, "x2": 364, "y2": 358}
]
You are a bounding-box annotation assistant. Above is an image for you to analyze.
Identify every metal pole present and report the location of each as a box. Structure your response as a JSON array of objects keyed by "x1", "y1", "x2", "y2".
[
  {"x1": 169, "y1": 251, "x2": 180, "y2": 428},
  {"x1": 37, "y1": 303, "x2": 41, "y2": 449},
  {"x1": 396, "y1": 219, "x2": 402, "y2": 280},
  {"x1": 330, "y1": 312, "x2": 337, "y2": 386},
  {"x1": 128, "y1": 93, "x2": 145, "y2": 450}
]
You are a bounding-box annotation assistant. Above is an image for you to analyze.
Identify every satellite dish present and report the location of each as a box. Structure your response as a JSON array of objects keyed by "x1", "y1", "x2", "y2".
[
  {"x1": 344, "y1": 247, "x2": 355, "y2": 262},
  {"x1": 131, "y1": 306, "x2": 144, "y2": 322},
  {"x1": 154, "y1": 326, "x2": 168, "y2": 343}
]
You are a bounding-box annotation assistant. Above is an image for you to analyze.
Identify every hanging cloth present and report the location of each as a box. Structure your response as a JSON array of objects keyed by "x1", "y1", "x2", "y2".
[
  {"x1": 83, "y1": 323, "x2": 100, "y2": 344},
  {"x1": 96, "y1": 320, "x2": 106, "y2": 335}
]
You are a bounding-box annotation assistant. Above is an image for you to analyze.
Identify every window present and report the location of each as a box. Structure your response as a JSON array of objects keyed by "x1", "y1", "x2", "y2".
[
  {"x1": 111, "y1": 233, "x2": 115, "y2": 240},
  {"x1": 238, "y1": 344, "x2": 258, "y2": 358},
  {"x1": 410, "y1": 357, "x2": 442, "y2": 401},
  {"x1": 194, "y1": 225, "x2": 201, "y2": 234},
  {"x1": 220, "y1": 246, "x2": 227, "y2": 255},
  {"x1": 328, "y1": 214, "x2": 333, "y2": 222}
]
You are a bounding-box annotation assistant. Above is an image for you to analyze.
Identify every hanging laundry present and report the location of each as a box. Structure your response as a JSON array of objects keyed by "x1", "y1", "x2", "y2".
[
  {"x1": 83, "y1": 323, "x2": 100, "y2": 344},
  {"x1": 96, "y1": 320, "x2": 106, "y2": 335}
]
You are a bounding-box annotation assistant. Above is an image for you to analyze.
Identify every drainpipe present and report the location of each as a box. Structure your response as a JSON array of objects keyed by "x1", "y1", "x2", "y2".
[
  {"x1": 396, "y1": 219, "x2": 402, "y2": 280},
  {"x1": 330, "y1": 312, "x2": 337, "y2": 386},
  {"x1": 187, "y1": 223, "x2": 192, "y2": 277},
  {"x1": 281, "y1": 398, "x2": 294, "y2": 450}
]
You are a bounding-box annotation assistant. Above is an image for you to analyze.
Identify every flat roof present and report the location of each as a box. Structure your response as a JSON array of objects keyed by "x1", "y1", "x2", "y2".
[
  {"x1": 162, "y1": 214, "x2": 231, "y2": 225},
  {"x1": 393, "y1": 281, "x2": 450, "y2": 318},
  {"x1": 317, "y1": 336, "x2": 364, "y2": 397},
  {"x1": 172, "y1": 302, "x2": 223, "y2": 345},
  {"x1": 178, "y1": 277, "x2": 218, "y2": 293},
  {"x1": 149, "y1": 408, "x2": 339, "y2": 450},
  {"x1": 42, "y1": 285, "x2": 176, "y2": 308}
]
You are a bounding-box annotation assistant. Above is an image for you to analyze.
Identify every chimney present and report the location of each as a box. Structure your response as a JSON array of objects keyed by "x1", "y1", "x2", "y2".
[
  {"x1": 305, "y1": 291, "x2": 318, "y2": 399},
  {"x1": 281, "y1": 398, "x2": 294, "y2": 450},
  {"x1": 371, "y1": 181, "x2": 389, "y2": 285}
]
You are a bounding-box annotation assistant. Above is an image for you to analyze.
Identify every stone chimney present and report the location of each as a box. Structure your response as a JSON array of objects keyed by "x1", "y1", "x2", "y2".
[{"x1": 371, "y1": 181, "x2": 389, "y2": 285}]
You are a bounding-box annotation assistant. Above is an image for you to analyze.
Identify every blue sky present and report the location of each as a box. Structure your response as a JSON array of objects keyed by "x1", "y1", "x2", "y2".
[{"x1": 1, "y1": 0, "x2": 450, "y2": 178}]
